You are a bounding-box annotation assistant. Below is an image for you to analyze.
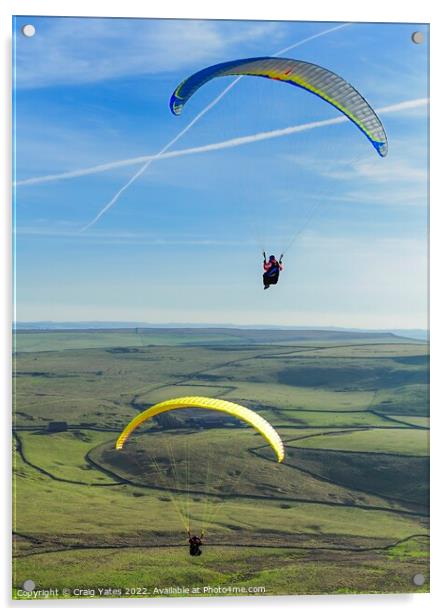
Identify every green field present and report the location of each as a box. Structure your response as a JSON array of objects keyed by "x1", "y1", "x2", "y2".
[
  {"x1": 287, "y1": 428, "x2": 429, "y2": 456},
  {"x1": 12, "y1": 328, "x2": 429, "y2": 598}
]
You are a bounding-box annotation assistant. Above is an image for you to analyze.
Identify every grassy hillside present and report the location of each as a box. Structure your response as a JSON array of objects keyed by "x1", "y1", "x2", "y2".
[{"x1": 12, "y1": 328, "x2": 429, "y2": 598}]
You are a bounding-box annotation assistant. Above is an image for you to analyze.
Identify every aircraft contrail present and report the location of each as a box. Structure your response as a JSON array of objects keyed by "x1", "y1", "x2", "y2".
[
  {"x1": 17, "y1": 23, "x2": 353, "y2": 192},
  {"x1": 79, "y1": 22, "x2": 352, "y2": 230},
  {"x1": 16, "y1": 22, "x2": 428, "y2": 234},
  {"x1": 15, "y1": 98, "x2": 427, "y2": 188}
]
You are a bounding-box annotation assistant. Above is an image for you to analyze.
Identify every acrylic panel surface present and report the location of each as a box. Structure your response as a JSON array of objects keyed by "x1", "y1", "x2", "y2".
[{"x1": 12, "y1": 15, "x2": 429, "y2": 599}]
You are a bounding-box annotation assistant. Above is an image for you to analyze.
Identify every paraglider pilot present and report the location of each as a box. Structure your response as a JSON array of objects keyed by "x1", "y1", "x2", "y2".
[
  {"x1": 263, "y1": 252, "x2": 283, "y2": 289},
  {"x1": 188, "y1": 530, "x2": 204, "y2": 556}
]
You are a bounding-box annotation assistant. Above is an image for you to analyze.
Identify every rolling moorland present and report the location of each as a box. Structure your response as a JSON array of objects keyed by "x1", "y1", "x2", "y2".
[{"x1": 12, "y1": 327, "x2": 429, "y2": 598}]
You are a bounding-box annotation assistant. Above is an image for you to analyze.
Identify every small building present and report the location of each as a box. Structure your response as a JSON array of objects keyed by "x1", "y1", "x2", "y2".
[{"x1": 188, "y1": 416, "x2": 243, "y2": 429}]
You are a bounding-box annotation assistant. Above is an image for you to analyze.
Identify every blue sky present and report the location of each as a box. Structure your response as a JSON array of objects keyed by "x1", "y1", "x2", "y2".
[{"x1": 13, "y1": 17, "x2": 429, "y2": 328}]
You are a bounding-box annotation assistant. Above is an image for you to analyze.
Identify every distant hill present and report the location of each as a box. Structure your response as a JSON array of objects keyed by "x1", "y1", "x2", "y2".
[{"x1": 14, "y1": 321, "x2": 428, "y2": 342}]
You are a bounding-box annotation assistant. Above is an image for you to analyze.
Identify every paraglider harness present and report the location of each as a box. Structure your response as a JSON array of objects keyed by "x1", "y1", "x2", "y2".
[
  {"x1": 263, "y1": 252, "x2": 283, "y2": 288},
  {"x1": 188, "y1": 530, "x2": 204, "y2": 556}
]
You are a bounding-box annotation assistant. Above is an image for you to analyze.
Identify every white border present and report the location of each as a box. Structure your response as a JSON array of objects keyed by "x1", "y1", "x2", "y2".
[
  {"x1": 1, "y1": 1, "x2": 446, "y2": 615},
  {"x1": 0, "y1": 0, "x2": 435, "y2": 22}
]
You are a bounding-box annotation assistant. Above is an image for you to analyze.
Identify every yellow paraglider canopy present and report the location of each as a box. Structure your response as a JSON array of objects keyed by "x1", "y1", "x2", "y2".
[{"x1": 115, "y1": 396, "x2": 284, "y2": 462}]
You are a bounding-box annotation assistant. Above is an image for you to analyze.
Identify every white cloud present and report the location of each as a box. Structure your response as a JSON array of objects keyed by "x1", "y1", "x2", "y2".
[
  {"x1": 336, "y1": 185, "x2": 428, "y2": 208},
  {"x1": 15, "y1": 226, "x2": 244, "y2": 246},
  {"x1": 15, "y1": 18, "x2": 281, "y2": 89},
  {"x1": 282, "y1": 122, "x2": 428, "y2": 209}
]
